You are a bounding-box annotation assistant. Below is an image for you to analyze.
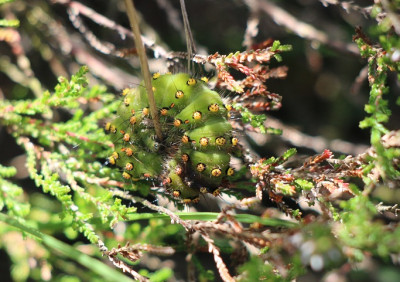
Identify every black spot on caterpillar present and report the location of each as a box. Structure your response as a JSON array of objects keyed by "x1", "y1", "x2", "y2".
[{"x1": 105, "y1": 73, "x2": 237, "y2": 203}]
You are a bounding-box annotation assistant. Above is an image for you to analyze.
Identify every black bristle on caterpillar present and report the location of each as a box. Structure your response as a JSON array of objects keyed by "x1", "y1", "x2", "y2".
[{"x1": 105, "y1": 73, "x2": 238, "y2": 203}]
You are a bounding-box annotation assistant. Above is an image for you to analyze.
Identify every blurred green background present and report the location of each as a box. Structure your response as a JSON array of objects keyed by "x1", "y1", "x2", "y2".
[{"x1": 1, "y1": 1, "x2": 400, "y2": 281}]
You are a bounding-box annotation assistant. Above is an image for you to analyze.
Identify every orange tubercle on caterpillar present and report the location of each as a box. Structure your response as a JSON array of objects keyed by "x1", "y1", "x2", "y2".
[
  {"x1": 211, "y1": 168, "x2": 222, "y2": 177},
  {"x1": 231, "y1": 137, "x2": 238, "y2": 146},
  {"x1": 123, "y1": 133, "x2": 130, "y2": 142},
  {"x1": 226, "y1": 167, "x2": 235, "y2": 176},
  {"x1": 182, "y1": 135, "x2": 190, "y2": 143},
  {"x1": 142, "y1": 107, "x2": 149, "y2": 116},
  {"x1": 122, "y1": 172, "x2": 131, "y2": 179},
  {"x1": 175, "y1": 166, "x2": 183, "y2": 175},
  {"x1": 152, "y1": 72, "x2": 161, "y2": 79},
  {"x1": 108, "y1": 156, "x2": 116, "y2": 165},
  {"x1": 199, "y1": 137, "x2": 209, "y2": 147},
  {"x1": 193, "y1": 111, "x2": 202, "y2": 120},
  {"x1": 208, "y1": 103, "x2": 219, "y2": 112},
  {"x1": 174, "y1": 119, "x2": 182, "y2": 127},
  {"x1": 163, "y1": 177, "x2": 172, "y2": 185},
  {"x1": 196, "y1": 163, "x2": 206, "y2": 172},
  {"x1": 125, "y1": 162, "x2": 134, "y2": 171},
  {"x1": 201, "y1": 77, "x2": 209, "y2": 83},
  {"x1": 143, "y1": 173, "x2": 152, "y2": 178},
  {"x1": 124, "y1": 147, "x2": 133, "y2": 157},
  {"x1": 160, "y1": 108, "x2": 168, "y2": 116},
  {"x1": 200, "y1": 187, "x2": 208, "y2": 194},
  {"x1": 130, "y1": 116, "x2": 137, "y2": 125},
  {"x1": 215, "y1": 137, "x2": 226, "y2": 146},
  {"x1": 175, "y1": 90, "x2": 184, "y2": 99},
  {"x1": 181, "y1": 154, "x2": 189, "y2": 162},
  {"x1": 212, "y1": 188, "x2": 221, "y2": 197},
  {"x1": 225, "y1": 104, "x2": 233, "y2": 111},
  {"x1": 111, "y1": 152, "x2": 119, "y2": 160},
  {"x1": 124, "y1": 97, "x2": 129, "y2": 106},
  {"x1": 105, "y1": 122, "x2": 111, "y2": 131},
  {"x1": 187, "y1": 78, "x2": 197, "y2": 86},
  {"x1": 122, "y1": 88, "x2": 130, "y2": 96}
]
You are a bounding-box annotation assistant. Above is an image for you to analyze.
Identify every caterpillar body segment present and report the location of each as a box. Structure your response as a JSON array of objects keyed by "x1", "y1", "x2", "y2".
[
  {"x1": 164, "y1": 159, "x2": 200, "y2": 203},
  {"x1": 188, "y1": 150, "x2": 231, "y2": 187},
  {"x1": 185, "y1": 117, "x2": 233, "y2": 149}
]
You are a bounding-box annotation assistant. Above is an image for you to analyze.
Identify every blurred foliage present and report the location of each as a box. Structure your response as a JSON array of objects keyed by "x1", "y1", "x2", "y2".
[{"x1": 0, "y1": 0, "x2": 400, "y2": 281}]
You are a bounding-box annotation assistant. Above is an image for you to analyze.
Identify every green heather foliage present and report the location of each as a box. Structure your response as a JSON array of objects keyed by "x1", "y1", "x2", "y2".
[
  {"x1": 0, "y1": 1, "x2": 399, "y2": 281},
  {"x1": 355, "y1": 8, "x2": 400, "y2": 183}
]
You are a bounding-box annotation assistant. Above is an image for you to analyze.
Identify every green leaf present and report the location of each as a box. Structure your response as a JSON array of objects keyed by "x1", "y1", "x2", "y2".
[
  {"x1": 0, "y1": 18, "x2": 19, "y2": 27},
  {"x1": 294, "y1": 179, "x2": 314, "y2": 191}
]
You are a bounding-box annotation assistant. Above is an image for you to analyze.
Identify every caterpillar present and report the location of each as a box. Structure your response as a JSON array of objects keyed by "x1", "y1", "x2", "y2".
[{"x1": 105, "y1": 72, "x2": 237, "y2": 203}]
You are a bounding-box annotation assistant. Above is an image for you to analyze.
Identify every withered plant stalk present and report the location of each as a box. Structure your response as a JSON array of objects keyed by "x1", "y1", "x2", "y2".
[{"x1": 123, "y1": 0, "x2": 163, "y2": 141}]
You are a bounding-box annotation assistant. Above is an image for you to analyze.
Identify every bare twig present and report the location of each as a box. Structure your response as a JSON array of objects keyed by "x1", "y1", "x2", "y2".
[
  {"x1": 157, "y1": 0, "x2": 184, "y2": 34},
  {"x1": 242, "y1": 116, "x2": 369, "y2": 156},
  {"x1": 381, "y1": 0, "x2": 400, "y2": 35},
  {"x1": 200, "y1": 232, "x2": 235, "y2": 282},
  {"x1": 376, "y1": 202, "x2": 399, "y2": 216},
  {"x1": 130, "y1": 243, "x2": 175, "y2": 256},
  {"x1": 195, "y1": 221, "x2": 269, "y2": 248},
  {"x1": 53, "y1": 0, "x2": 168, "y2": 58},
  {"x1": 242, "y1": 0, "x2": 261, "y2": 49},
  {"x1": 243, "y1": 13, "x2": 260, "y2": 50},
  {"x1": 98, "y1": 240, "x2": 149, "y2": 281},
  {"x1": 254, "y1": 0, "x2": 359, "y2": 55},
  {"x1": 319, "y1": 0, "x2": 373, "y2": 16},
  {"x1": 30, "y1": 3, "x2": 137, "y2": 89},
  {"x1": 351, "y1": 64, "x2": 368, "y2": 95},
  {"x1": 67, "y1": 6, "x2": 124, "y2": 57}
]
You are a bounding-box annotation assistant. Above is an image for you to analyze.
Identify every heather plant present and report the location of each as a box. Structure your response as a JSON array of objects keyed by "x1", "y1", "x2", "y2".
[{"x1": 0, "y1": 1, "x2": 399, "y2": 281}]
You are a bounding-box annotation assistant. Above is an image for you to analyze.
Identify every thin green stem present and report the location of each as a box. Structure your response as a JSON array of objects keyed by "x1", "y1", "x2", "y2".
[{"x1": 125, "y1": 212, "x2": 299, "y2": 228}]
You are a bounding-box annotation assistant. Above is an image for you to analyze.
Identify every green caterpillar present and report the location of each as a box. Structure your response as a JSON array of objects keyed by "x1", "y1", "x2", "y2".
[{"x1": 105, "y1": 73, "x2": 238, "y2": 203}]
